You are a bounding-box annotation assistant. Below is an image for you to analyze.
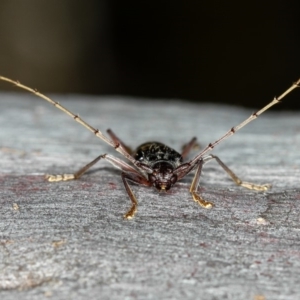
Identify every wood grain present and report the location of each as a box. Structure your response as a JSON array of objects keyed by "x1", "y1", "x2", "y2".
[{"x1": 1, "y1": 94, "x2": 300, "y2": 299}]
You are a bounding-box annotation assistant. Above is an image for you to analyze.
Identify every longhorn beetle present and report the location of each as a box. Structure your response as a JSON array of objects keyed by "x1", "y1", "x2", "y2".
[{"x1": 1, "y1": 76, "x2": 299, "y2": 219}]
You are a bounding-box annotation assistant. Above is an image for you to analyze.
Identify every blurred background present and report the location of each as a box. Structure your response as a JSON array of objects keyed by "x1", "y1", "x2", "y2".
[{"x1": 0, "y1": 0, "x2": 299, "y2": 108}]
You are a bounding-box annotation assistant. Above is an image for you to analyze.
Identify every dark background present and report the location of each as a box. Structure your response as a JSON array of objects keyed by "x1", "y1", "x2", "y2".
[{"x1": 0, "y1": 0, "x2": 299, "y2": 108}]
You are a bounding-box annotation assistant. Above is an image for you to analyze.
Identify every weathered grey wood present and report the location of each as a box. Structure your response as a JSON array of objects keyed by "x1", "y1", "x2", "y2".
[{"x1": 1, "y1": 93, "x2": 300, "y2": 300}]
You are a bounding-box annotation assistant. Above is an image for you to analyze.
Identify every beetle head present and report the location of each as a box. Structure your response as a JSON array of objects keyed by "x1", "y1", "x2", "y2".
[{"x1": 148, "y1": 162, "x2": 178, "y2": 191}]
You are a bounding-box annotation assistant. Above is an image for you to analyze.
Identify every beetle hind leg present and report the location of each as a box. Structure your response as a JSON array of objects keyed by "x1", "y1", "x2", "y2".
[{"x1": 181, "y1": 137, "x2": 200, "y2": 159}]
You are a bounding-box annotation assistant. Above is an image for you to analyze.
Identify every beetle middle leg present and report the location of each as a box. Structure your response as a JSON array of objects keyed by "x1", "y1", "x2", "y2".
[
  {"x1": 46, "y1": 155, "x2": 105, "y2": 182},
  {"x1": 45, "y1": 152, "x2": 140, "y2": 182},
  {"x1": 209, "y1": 155, "x2": 271, "y2": 191}
]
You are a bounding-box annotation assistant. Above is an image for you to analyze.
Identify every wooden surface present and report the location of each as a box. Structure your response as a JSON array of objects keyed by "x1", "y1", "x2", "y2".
[{"x1": 1, "y1": 93, "x2": 300, "y2": 300}]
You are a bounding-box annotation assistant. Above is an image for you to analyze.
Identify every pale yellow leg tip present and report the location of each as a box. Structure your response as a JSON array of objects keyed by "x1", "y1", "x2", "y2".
[
  {"x1": 124, "y1": 214, "x2": 133, "y2": 220},
  {"x1": 253, "y1": 183, "x2": 272, "y2": 191},
  {"x1": 203, "y1": 202, "x2": 214, "y2": 209},
  {"x1": 197, "y1": 200, "x2": 214, "y2": 209},
  {"x1": 123, "y1": 206, "x2": 137, "y2": 219},
  {"x1": 45, "y1": 174, "x2": 75, "y2": 182},
  {"x1": 240, "y1": 182, "x2": 272, "y2": 191},
  {"x1": 191, "y1": 193, "x2": 214, "y2": 209},
  {"x1": 45, "y1": 174, "x2": 57, "y2": 182},
  {"x1": 262, "y1": 184, "x2": 272, "y2": 191}
]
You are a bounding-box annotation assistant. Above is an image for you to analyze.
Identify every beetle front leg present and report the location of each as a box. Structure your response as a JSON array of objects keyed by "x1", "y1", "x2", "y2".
[
  {"x1": 174, "y1": 160, "x2": 214, "y2": 209},
  {"x1": 121, "y1": 172, "x2": 151, "y2": 219},
  {"x1": 189, "y1": 160, "x2": 214, "y2": 208}
]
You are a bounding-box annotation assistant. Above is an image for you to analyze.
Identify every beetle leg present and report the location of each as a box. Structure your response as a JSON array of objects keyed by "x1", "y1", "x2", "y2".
[
  {"x1": 121, "y1": 172, "x2": 151, "y2": 219},
  {"x1": 46, "y1": 155, "x2": 105, "y2": 182},
  {"x1": 189, "y1": 160, "x2": 214, "y2": 208},
  {"x1": 209, "y1": 155, "x2": 271, "y2": 191},
  {"x1": 181, "y1": 137, "x2": 200, "y2": 159},
  {"x1": 46, "y1": 153, "x2": 140, "y2": 182},
  {"x1": 107, "y1": 128, "x2": 133, "y2": 154}
]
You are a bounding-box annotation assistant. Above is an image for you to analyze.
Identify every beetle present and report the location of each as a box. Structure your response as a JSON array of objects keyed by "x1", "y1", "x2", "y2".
[{"x1": 1, "y1": 76, "x2": 299, "y2": 218}]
